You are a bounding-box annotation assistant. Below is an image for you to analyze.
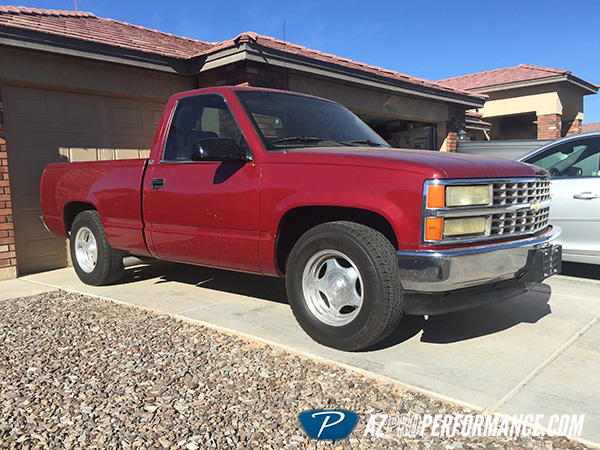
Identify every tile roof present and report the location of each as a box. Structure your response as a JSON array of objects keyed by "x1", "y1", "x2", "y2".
[
  {"x1": 0, "y1": 7, "x2": 483, "y2": 102},
  {"x1": 436, "y1": 64, "x2": 572, "y2": 91},
  {"x1": 582, "y1": 122, "x2": 600, "y2": 132},
  {"x1": 208, "y1": 32, "x2": 485, "y2": 99},
  {"x1": 0, "y1": 6, "x2": 213, "y2": 58}
]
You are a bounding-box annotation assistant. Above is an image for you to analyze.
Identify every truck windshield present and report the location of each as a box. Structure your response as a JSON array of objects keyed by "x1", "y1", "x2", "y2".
[{"x1": 236, "y1": 91, "x2": 390, "y2": 151}]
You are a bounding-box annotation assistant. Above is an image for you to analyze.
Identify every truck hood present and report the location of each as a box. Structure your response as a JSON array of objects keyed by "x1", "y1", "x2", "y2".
[{"x1": 272, "y1": 147, "x2": 547, "y2": 179}]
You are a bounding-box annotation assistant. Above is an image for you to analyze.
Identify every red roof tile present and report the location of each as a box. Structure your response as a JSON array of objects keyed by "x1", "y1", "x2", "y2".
[
  {"x1": 0, "y1": 7, "x2": 484, "y2": 102},
  {"x1": 0, "y1": 6, "x2": 212, "y2": 58},
  {"x1": 206, "y1": 32, "x2": 485, "y2": 100},
  {"x1": 582, "y1": 122, "x2": 600, "y2": 132},
  {"x1": 436, "y1": 64, "x2": 571, "y2": 91}
]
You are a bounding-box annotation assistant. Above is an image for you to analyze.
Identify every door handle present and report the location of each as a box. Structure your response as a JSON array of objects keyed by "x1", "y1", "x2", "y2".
[
  {"x1": 151, "y1": 178, "x2": 165, "y2": 190},
  {"x1": 573, "y1": 192, "x2": 600, "y2": 200}
]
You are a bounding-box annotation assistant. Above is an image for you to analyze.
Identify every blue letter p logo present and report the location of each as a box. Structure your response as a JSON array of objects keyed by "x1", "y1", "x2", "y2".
[{"x1": 299, "y1": 409, "x2": 358, "y2": 440}]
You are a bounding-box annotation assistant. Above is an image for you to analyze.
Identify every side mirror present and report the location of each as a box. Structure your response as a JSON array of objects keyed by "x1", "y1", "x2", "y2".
[{"x1": 191, "y1": 138, "x2": 250, "y2": 162}]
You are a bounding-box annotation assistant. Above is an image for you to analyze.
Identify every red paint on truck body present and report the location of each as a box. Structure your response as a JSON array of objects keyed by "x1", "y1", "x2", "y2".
[{"x1": 40, "y1": 86, "x2": 548, "y2": 276}]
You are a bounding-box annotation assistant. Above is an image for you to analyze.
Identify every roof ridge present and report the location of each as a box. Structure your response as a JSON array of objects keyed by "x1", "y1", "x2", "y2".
[
  {"x1": 0, "y1": 5, "x2": 95, "y2": 17},
  {"x1": 234, "y1": 33, "x2": 421, "y2": 81},
  {"x1": 228, "y1": 31, "x2": 485, "y2": 99},
  {"x1": 518, "y1": 63, "x2": 570, "y2": 75},
  {"x1": 437, "y1": 64, "x2": 571, "y2": 85}
]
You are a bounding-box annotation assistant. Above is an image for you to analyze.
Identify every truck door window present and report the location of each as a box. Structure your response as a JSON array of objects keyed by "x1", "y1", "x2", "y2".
[{"x1": 163, "y1": 94, "x2": 245, "y2": 161}]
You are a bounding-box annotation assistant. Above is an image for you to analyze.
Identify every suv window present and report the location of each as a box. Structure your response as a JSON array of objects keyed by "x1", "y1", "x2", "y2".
[
  {"x1": 163, "y1": 94, "x2": 244, "y2": 161},
  {"x1": 526, "y1": 138, "x2": 600, "y2": 178}
]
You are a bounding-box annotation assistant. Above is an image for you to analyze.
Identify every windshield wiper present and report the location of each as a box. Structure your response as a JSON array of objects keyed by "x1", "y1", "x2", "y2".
[
  {"x1": 347, "y1": 140, "x2": 386, "y2": 147},
  {"x1": 271, "y1": 136, "x2": 325, "y2": 145}
]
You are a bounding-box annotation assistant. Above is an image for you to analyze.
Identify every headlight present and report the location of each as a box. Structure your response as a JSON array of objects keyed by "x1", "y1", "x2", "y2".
[
  {"x1": 427, "y1": 184, "x2": 492, "y2": 208},
  {"x1": 443, "y1": 217, "x2": 487, "y2": 236},
  {"x1": 445, "y1": 185, "x2": 492, "y2": 207},
  {"x1": 424, "y1": 182, "x2": 492, "y2": 242}
]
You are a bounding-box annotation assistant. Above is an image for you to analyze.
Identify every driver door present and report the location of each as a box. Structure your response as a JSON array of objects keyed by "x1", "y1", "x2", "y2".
[{"x1": 143, "y1": 94, "x2": 261, "y2": 272}]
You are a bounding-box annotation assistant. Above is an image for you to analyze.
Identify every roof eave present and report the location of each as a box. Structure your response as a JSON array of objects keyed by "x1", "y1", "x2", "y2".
[
  {"x1": 0, "y1": 25, "x2": 191, "y2": 74},
  {"x1": 196, "y1": 42, "x2": 486, "y2": 108},
  {"x1": 0, "y1": 25, "x2": 487, "y2": 108},
  {"x1": 467, "y1": 74, "x2": 598, "y2": 95}
]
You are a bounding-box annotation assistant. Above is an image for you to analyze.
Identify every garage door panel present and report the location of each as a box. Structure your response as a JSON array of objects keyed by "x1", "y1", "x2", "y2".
[
  {"x1": 107, "y1": 101, "x2": 143, "y2": 130},
  {"x1": 6, "y1": 131, "x2": 76, "y2": 165},
  {"x1": 21, "y1": 234, "x2": 68, "y2": 274},
  {"x1": 13, "y1": 189, "x2": 41, "y2": 215},
  {"x1": 62, "y1": 100, "x2": 102, "y2": 130},
  {"x1": 2, "y1": 84, "x2": 166, "y2": 275},
  {"x1": 149, "y1": 107, "x2": 164, "y2": 127},
  {"x1": 5, "y1": 90, "x2": 56, "y2": 132}
]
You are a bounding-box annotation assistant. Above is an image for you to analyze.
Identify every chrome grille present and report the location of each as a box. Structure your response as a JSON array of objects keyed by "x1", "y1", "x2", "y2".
[
  {"x1": 493, "y1": 179, "x2": 551, "y2": 205},
  {"x1": 423, "y1": 177, "x2": 553, "y2": 245},
  {"x1": 491, "y1": 207, "x2": 550, "y2": 235},
  {"x1": 491, "y1": 179, "x2": 551, "y2": 236}
]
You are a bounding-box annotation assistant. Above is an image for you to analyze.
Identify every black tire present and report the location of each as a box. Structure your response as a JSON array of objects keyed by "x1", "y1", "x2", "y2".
[
  {"x1": 286, "y1": 221, "x2": 404, "y2": 351},
  {"x1": 70, "y1": 210, "x2": 124, "y2": 286}
]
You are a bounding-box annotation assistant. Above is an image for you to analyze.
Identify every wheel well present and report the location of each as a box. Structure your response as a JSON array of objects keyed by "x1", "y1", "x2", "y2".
[
  {"x1": 64, "y1": 202, "x2": 97, "y2": 233},
  {"x1": 276, "y1": 206, "x2": 398, "y2": 274}
]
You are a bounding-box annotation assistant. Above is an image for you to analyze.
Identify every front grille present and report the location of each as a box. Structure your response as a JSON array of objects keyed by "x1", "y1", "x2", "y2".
[
  {"x1": 493, "y1": 179, "x2": 551, "y2": 205},
  {"x1": 491, "y1": 207, "x2": 550, "y2": 235},
  {"x1": 490, "y1": 179, "x2": 551, "y2": 236},
  {"x1": 423, "y1": 177, "x2": 553, "y2": 245}
]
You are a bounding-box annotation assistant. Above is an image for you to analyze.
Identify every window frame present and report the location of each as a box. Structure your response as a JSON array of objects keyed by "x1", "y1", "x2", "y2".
[{"x1": 160, "y1": 93, "x2": 251, "y2": 163}]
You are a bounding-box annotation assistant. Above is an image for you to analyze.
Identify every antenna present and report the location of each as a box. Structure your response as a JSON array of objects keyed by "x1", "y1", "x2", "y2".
[
  {"x1": 74, "y1": 0, "x2": 78, "y2": 11},
  {"x1": 283, "y1": 20, "x2": 287, "y2": 90},
  {"x1": 283, "y1": 20, "x2": 288, "y2": 154}
]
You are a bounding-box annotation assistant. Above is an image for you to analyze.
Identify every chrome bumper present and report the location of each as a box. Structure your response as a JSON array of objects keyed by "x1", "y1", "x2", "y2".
[
  {"x1": 397, "y1": 226, "x2": 562, "y2": 293},
  {"x1": 38, "y1": 215, "x2": 52, "y2": 233}
]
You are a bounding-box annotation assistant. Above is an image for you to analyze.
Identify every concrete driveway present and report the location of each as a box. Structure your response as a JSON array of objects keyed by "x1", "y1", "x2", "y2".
[{"x1": 4, "y1": 261, "x2": 600, "y2": 446}]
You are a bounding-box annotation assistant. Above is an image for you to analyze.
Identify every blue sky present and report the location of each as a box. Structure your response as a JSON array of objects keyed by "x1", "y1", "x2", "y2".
[{"x1": 9, "y1": 0, "x2": 600, "y2": 123}]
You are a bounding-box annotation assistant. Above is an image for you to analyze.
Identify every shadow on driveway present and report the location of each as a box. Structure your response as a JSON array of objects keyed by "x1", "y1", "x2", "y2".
[
  {"x1": 365, "y1": 283, "x2": 552, "y2": 350},
  {"x1": 116, "y1": 259, "x2": 552, "y2": 351},
  {"x1": 118, "y1": 260, "x2": 288, "y2": 304}
]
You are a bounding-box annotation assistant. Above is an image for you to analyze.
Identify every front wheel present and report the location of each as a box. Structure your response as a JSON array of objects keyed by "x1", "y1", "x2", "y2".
[
  {"x1": 286, "y1": 221, "x2": 404, "y2": 351},
  {"x1": 70, "y1": 210, "x2": 124, "y2": 286}
]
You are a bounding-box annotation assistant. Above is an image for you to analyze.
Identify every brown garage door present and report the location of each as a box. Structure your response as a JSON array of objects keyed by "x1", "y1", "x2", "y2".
[{"x1": 2, "y1": 84, "x2": 166, "y2": 275}]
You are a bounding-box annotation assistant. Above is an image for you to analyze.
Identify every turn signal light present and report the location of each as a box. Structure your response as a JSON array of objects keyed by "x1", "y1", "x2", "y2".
[
  {"x1": 427, "y1": 184, "x2": 445, "y2": 208},
  {"x1": 425, "y1": 217, "x2": 444, "y2": 241}
]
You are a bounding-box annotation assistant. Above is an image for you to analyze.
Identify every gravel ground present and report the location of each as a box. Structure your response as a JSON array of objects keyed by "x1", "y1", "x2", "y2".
[{"x1": 0, "y1": 291, "x2": 593, "y2": 450}]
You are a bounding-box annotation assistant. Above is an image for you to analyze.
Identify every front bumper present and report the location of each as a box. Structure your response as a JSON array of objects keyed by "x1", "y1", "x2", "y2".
[{"x1": 397, "y1": 226, "x2": 562, "y2": 294}]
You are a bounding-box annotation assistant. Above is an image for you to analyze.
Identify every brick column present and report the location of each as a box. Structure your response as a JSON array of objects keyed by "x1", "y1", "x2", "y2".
[
  {"x1": 0, "y1": 90, "x2": 17, "y2": 280},
  {"x1": 215, "y1": 61, "x2": 287, "y2": 90},
  {"x1": 562, "y1": 118, "x2": 582, "y2": 137},
  {"x1": 537, "y1": 113, "x2": 562, "y2": 139},
  {"x1": 444, "y1": 104, "x2": 466, "y2": 152}
]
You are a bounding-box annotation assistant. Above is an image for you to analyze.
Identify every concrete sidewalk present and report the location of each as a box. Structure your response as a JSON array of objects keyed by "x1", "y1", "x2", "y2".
[{"x1": 3, "y1": 261, "x2": 600, "y2": 446}]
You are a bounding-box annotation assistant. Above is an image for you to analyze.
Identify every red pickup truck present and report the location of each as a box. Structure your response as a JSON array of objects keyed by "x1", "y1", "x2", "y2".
[{"x1": 40, "y1": 86, "x2": 561, "y2": 351}]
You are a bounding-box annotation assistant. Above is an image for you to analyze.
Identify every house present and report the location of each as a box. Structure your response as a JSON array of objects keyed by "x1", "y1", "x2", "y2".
[
  {"x1": 583, "y1": 122, "x2": 600, "y2": 133},
  {"x1": 437, "y1": 64, "x2": 598, "y2": 141},
  {"x1": 0, "y1": 6, "x2": 486, "y2": 279}
]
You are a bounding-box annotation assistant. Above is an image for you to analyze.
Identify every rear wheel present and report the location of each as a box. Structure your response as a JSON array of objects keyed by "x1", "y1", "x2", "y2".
[
  {"x1": 70, "y1": 210, "x2": 124, "y2": 286},
  {"x1": 286, "y1": 221, "x2": 404, "y2": 351}
]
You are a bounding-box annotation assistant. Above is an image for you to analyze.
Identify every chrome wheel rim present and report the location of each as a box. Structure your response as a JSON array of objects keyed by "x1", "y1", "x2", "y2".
[
  {"x1": 74, "y1": 227, "x2": 97, "y2": 273},
  {"x1": 302, "y1": 250, "x2": 364, "y2": 326}
]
